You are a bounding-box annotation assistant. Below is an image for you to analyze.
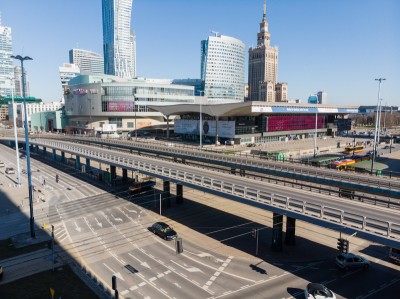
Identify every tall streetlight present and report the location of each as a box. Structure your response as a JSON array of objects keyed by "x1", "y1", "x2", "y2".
[
  {"x1": 134, "y1": 98, "x2": 137, "y2": 141},
  {"x1": 8, "y1": 76, "x2": 21, "y2": 185},
  {"x1": 313, "y1": 103, "x2": 318, "y2": 158},
  {"x1": 11, "y1": 54, "x2": 35, "y2": 238},
  {"x1": 371, "y1": 78, "x2": 386, "y2": 174},
  {"x1": 199, "y1": 91, "x2": 204, "y2": 148}
]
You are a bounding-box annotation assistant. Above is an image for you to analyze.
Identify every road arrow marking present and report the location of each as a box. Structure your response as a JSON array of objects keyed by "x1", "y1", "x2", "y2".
[
  {"x1": 171, "y1": 261, "x2": 203, "y2": 273},
  {"x1": 74, "y1": 221, "x2": 81, "y2": 232},
  {"x1": 103, "y1": 263, "x2": 125, "y2": 281},
  {"x1": 128, "y1": 253, "x2": 151, "y2": 269},
  {"x1": 95, "y1": 217, "x2": 103, "y2": 228},
  {"x1": 111, "y1": 214, "x2": 123, "y2": 222},
  {"x1": 174, "y1": 282, "x2": 182, "y2": 288}
]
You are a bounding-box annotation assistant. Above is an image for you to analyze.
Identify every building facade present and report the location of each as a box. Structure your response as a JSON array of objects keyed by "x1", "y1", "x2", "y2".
[
  {"x1": 130, "y1": 31, "x2": 136, "y2": 78},
  {"x1": 59, "y1": 63, "x2": 81, "y2": 95},
  {"x1": 13, "y1": 66, "x2": 30, "y2": 97},
  {"x1": 0, "y1": 21, "x2": 14, "y2": 97},
  {"x1": 201, "y1": 34, "x2": 245, "y2": 102},
  {"x1": 64, "y1": 74, "x2": 195, "y2": 134},
  {"x1": 317, "y1": 91, "x2": 328, "y2": 104},
  {"x1": 248, "y1": 0, "x2": 286, "y2": 102},
  {"x1": 10, "y1": 101, "x2": 63, "y2": 129},
  {"x1": 69, "y1": 48, "x2": 104, "y2": 74},
  {"x1": 102, "y1": 0, "x2": 135, "y2": 78}
]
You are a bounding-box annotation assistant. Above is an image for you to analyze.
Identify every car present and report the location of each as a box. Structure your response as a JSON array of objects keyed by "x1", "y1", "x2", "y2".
[
  {"x1": 5, "y1": 167, "x2": 15, "y2": 174},
  {"x1": 0, "y1": 161, "x2": 4, "y2": 167},
  {"x1": 383, "y1": 145, "x2": 390, "y2": 149},
  {"x1": 335, "y1": 253, "x2": 370, "y2": 270},
  {"x1": 151, "y1": 222, "x2": 177, "y2": 240},
  {"x1": 0, "y1": 265, "x2": 3, "y2": 279},
  {"x1": 304, "y1": 283, "x2": 336, "y2": 299}
]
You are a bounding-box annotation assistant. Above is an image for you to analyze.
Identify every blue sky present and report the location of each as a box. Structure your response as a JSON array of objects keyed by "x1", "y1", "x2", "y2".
[{"x1": 1, "y1": 0, "x2": 399, "y2": 105}]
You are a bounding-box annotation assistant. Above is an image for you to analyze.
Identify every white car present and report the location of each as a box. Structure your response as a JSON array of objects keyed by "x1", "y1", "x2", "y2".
[
  {"x1": 0, "y1": 161, "x2": 5, "y2": 167},
  {"x1": 5, "y1": 167, "x2": 15, "y2": 174},
  {"x1": 335, "y1": 253, "x2": 370, "y2": 270},
  {"x1": 304, "y1": 283, "x2": 336, "y2": 299}
]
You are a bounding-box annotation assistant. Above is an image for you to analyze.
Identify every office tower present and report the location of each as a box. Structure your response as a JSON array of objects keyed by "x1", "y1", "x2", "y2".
[
  {"x1": 248, "y1": 0, "x2": 284, "y2": 102},
  {"x1": 102, "y1": 0, "x2": 135, "y2": 78},
  {"x1": 317, "y1": 91, "x2": 328, "y2": 104},
  {"x1": 0, "y1": 19, "x2": 14, "y2": 97},
  {"x1": 69, "y1": 49, "x2": 104, "y2": 74},
  {"x1": 201, "y1": 33, "x2": 245, "y2": 101},
  {"x1": 59, "y1": 63, "x2": 80, "y2": 94},
  {"x1": 275, "y1": 82, "x2": 288, "y2": 102},
  {"x1": 14, "y1": 66, "x2": 30, "y2": 97}
]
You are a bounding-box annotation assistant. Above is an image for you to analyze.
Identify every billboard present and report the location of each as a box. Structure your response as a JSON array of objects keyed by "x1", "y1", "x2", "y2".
[
  {"x1": 105, "y1": 102, "x2": 134, "y2": 112},
  {"x1": 174, "y1": 119, "x2": 235, "y2": 138},
  {"x1": 102, "y1": 124, "x2": 117, "y2": 132},
  {"x1": 266, "y1": 115, "x2": 325, "y2": 132}
]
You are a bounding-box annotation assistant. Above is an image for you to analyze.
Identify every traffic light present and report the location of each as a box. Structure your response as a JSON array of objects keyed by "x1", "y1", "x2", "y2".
[
  {"x1": 337, "y1": 238, "x2": 344, "y2": 252},
  {"x1": 342, "y1": 239, "x2": 349, "y2": 254}
]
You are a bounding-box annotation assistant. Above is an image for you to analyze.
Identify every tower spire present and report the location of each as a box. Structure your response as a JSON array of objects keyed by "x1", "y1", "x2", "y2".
[{"x1": 263, "y1": 0, "x2": 266, "y2": 22}]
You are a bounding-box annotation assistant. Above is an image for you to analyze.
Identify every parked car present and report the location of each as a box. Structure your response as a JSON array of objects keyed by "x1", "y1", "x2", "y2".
[
  {"x1": 304, "y1": 283, "x2": 336, "y2": 299},
  {"x1": 0, "y1": 161, "x2": 5, "y2": 167},
  {"x1": 5, "y1": 167, "x2": 15, "y2": 174},
  {"x1": 335, "y1": 253, "x2": 370, "y2": 270},
  {"x1": 151, "y1": 222, "x2": 177, "y2": 240}
]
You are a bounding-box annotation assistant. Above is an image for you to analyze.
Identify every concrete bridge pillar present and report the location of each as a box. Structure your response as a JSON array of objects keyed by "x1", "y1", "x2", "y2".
[
  {"x1": 43, "y1": 147, "x2": 47, "y2": 157},
  {"x1": 122, "y1": 169, "x2": 128, "y2": 181},
  {"x1": 110, "y1": 165, "x2": 116, "y2": 180},
  {"x1": 36, "y1": 145, "x2": 39, "y2": 154},
  {"x1": 271, "y1": 213, "x2": 283, "y2": 251},
  {"x1": 85, "y1": 159, "x2": 91, "y2": 173},
  {"x1": 75, "y1": 155, "x2": 81, "y2": 170},
  {"x1": 163, "y1": 181, "x2": 171, "y2": 207},
  {"x1": 52, "y1": 149, "x2": 56, "y2": 161},
  {"x1": 285, "y1": 216, "x2": 296, "y2": 246},
  {"x1": 176, "y1": 184, "x2": 183, "y2": 204},
  {"x1": 61, "y1": 151, "x2": 65, "y2": 163}
]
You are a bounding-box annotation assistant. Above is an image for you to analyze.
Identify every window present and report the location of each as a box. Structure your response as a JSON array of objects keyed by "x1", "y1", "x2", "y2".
[{"x1": 127, "y1": 122, "x2": 134, "y2": 128}]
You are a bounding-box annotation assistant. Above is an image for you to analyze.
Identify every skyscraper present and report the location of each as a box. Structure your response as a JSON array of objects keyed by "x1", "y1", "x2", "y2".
[
  {"x1": 201, "y1": 33, "x2": 245, "y2": 101},
  {"x1": 14, "y1": 66, "x2": 30, "y2": 97},
  {"x1": 248, "y1": 0, "x2": 286, "y2": 102},
  {"x1": 317, "y1": 91, "x2": 328, "y2": 104},
  {"x1": 69, "y1": 49, "x2": 104, "y2": 74},
  {"x1": 130, "y1": 31, "x2": 136, "y2": 78},
  {"x1": 0, "y1": 19, "x2": 14, "y2": 97},
  {"x1": 102, "y1": 0, "x2": 135, "y2": 78}
]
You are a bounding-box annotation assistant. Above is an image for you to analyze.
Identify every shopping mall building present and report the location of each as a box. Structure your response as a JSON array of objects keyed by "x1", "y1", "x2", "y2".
[{"x1": 64, "y1": 74, "x2": 365, "y2": 144}]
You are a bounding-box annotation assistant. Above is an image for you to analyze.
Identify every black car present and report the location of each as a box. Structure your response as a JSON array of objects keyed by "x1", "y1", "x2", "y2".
[{"x1": 151, "y1": 222, "x2": 177, "y2": 240}]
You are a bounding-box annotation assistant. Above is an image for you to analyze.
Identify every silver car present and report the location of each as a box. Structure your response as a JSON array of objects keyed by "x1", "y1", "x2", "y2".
[
  {"x1": 335, "y1": 253, "x2": 370, "y2": 270},
  {"x1": 5, "y1": 167, "x2": 15, "y2": 174}
]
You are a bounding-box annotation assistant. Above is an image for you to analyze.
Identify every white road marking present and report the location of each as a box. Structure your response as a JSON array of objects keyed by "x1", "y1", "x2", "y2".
[
  {"x1": 102, "y1": 263, "x2": 125, "y2": 281},
  {"x1": 73, "y1": 221, "x2": 81, "y2": 232}
]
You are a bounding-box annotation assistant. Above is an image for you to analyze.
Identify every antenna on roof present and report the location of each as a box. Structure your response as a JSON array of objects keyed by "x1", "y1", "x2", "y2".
[{"x1": 211, "y1": 30, "x2": 219, "y2": 37}]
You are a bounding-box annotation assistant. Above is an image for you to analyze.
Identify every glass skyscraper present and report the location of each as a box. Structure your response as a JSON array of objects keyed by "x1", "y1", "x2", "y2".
[
  {"x1": 201, "y1": 34, "x2": 245, "y2": 102},
  {"x1": 0, "y1": 20, "x2": 14, "y2": 97},
  {"x1": 102, "y1": 0, "x2": 135, "y2": 78}
]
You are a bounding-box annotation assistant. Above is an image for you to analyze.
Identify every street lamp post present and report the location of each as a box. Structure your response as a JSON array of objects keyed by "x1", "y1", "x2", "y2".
[
  {"x1": 199, "y1": 91, "x2": 204, "y2": 148},
  {"x1": 9, "y1": 77, "x2": 21, "y2": 186},
  {"x1": 313, "y1": 104, "x2": 318, "y2": 158},
  {"x1": 11, "y1": 54, "x2": 35, "y2": 238},
  {"x1": 134, "y1": 99, "x2": 137, "y2": 141},
  {"x1": 371, "y1": 78, "x2": 386, "y2": 174}
]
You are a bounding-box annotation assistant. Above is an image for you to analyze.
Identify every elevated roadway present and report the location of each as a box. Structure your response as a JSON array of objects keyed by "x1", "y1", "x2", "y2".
[{"x1": 20, "y1": 137, "x2": 400, "y2": 248}]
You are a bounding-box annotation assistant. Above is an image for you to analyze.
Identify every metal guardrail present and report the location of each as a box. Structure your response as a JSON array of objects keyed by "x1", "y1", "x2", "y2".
[{"x1": 34, "y1": 138, "x2": 400, "y2": 242}]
